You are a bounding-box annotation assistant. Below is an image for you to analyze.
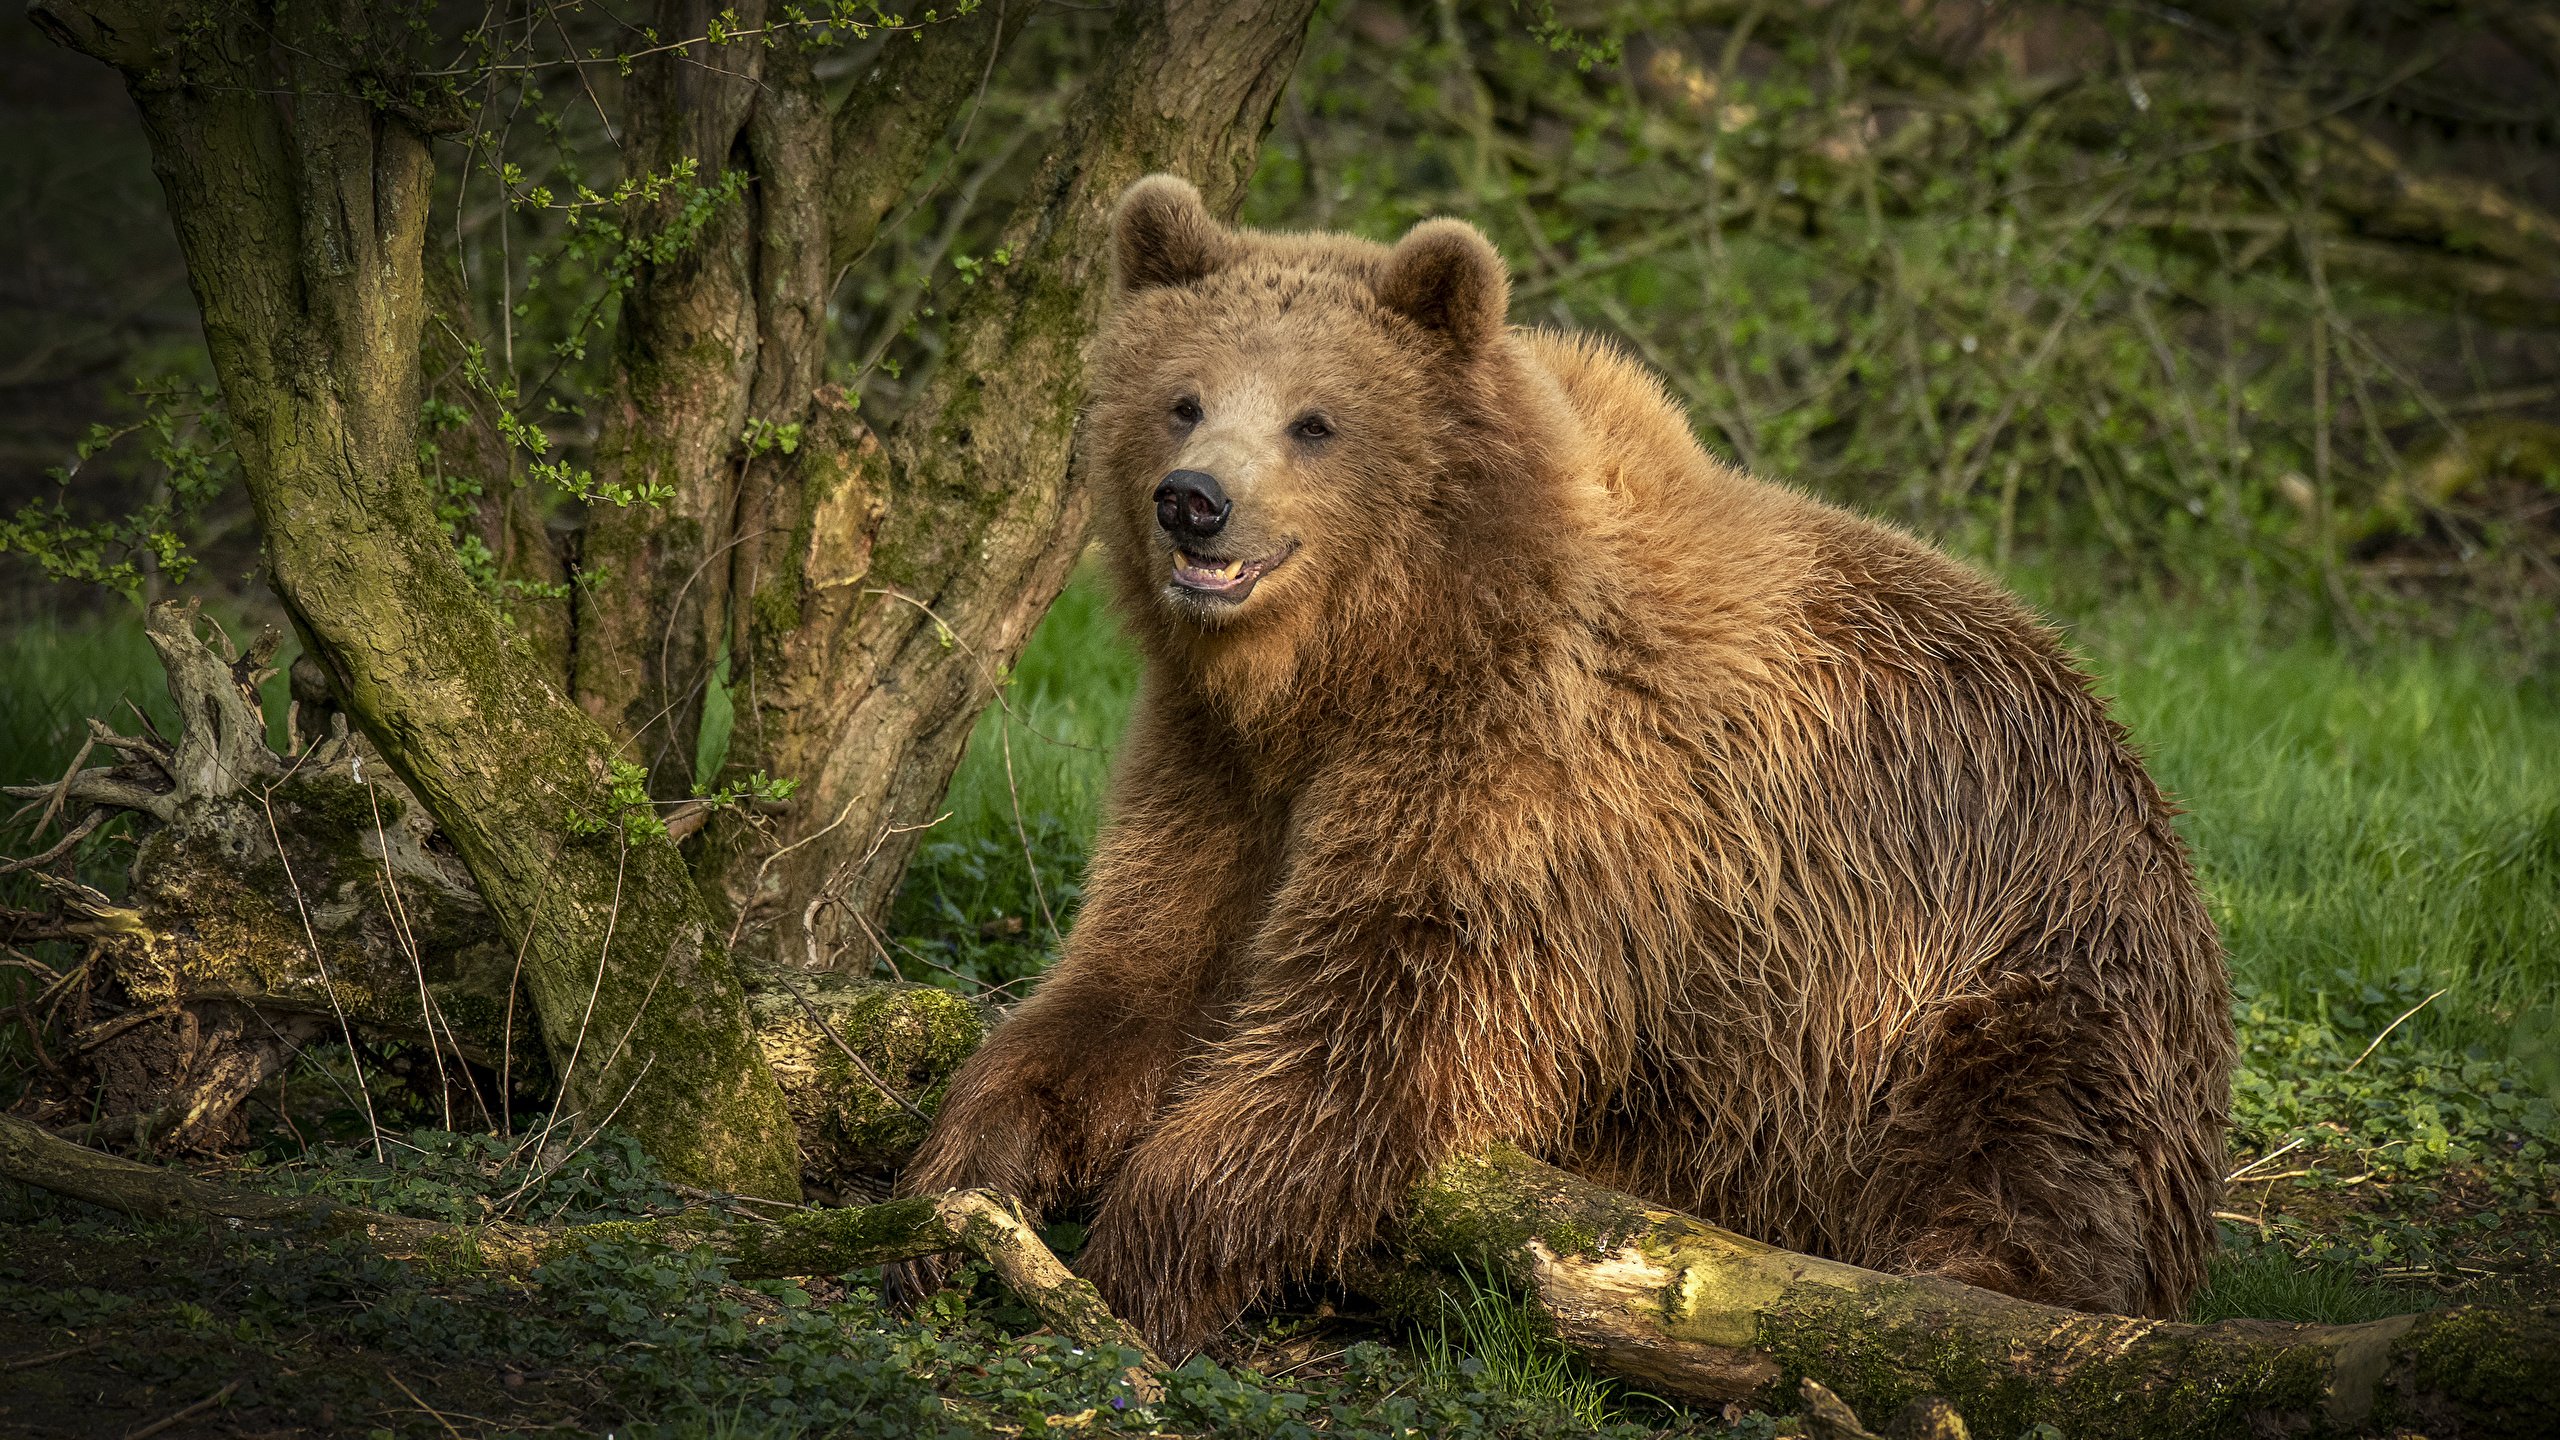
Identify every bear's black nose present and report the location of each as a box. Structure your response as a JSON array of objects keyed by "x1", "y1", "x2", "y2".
[{"x1": 1153, "y1": 470, "x2": 1231, "y2": 540}]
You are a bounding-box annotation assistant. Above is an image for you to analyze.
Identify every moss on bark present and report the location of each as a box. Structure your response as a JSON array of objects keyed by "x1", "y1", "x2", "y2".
[
  {"x1": 1399, "y1": 1146, "x2": 2560, "y2": 1438},
  {"x1": 32, "y1": 0, "x2": 800, "y2": 1198}
]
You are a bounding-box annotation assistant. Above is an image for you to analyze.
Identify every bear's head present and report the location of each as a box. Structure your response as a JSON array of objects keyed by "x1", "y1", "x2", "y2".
[{"x1": 1085, "y1": 175, "x2": 1542, "y2": 687}]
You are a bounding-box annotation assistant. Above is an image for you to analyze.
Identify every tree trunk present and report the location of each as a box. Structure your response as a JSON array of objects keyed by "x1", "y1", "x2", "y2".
[
  {"x1": 30, "y1": 0, "x2": 798, "y2": 1196},
  {"x1": 26, "y1": 0, "x2": 1322, "y2": 1191},
  {"x1": 563, "y1": 0, "x2": 1325, "y2": 969}
]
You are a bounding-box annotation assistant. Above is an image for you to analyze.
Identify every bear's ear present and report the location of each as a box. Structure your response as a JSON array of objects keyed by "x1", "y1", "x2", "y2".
[
  {"x1": 1112, "y1": 174, "x2": 1232, "y2": 294},
  {"x1": 1377, "y1": 218, "x2": 1510, "y2": 353}
]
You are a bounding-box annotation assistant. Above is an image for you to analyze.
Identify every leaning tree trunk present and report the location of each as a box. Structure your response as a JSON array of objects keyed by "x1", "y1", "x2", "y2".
[{"x1": 28, "y1": 0, "x2": 799, "y2": 1195}]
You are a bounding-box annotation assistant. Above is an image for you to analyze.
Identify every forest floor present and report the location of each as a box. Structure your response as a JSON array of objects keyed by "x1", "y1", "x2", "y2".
[{"x1": 2, "y1": 571, "x2": 2556, "y2": 1437}]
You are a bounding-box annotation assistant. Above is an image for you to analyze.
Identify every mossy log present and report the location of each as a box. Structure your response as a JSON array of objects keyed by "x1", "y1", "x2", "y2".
[
  {"x1": 9, "y1": 1073, "x2": 2558, "y2": 1432},
  {"x1": 0, "y1": 1109, "x2": 1154, "y2": 1377},
  {"x1": 1393, "y1": 1147, "x2": 2559, "y2": 1439}
]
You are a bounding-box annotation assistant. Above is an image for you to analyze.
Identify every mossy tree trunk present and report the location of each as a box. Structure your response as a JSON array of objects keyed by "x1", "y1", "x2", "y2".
[
  {"x1": 25, "y1": 0, "x2": 1318, "y2": 1188},
  {"x1": 28, "y1": 0, "x2": 799, "y2": 1195}
]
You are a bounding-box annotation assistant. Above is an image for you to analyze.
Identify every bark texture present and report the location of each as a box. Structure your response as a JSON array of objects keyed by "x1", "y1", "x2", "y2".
[
  {"x1": 1391, "y1": 1146, "x2": 2559, "y2": 1439},
  {"x1": 703, "y1": 0, "x2": 1322, "y2": 970},
  {"x1": 28, "y1": 0, "x2": 796, "y2": 1195}
]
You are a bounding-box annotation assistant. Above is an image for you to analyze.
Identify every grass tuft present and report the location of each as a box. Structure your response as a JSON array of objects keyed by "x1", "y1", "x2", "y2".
[
  {"x1": 2187, "y1": 1248, "x2": 2422, "y2": 1326},
  {"x1": 1417, "y1": 1266, "x2": 1627, "y2": 1429}
]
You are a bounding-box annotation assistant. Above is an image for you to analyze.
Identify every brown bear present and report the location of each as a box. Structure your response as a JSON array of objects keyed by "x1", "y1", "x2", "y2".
[{"x1": 895, "y1": 174, "x2": 2235, "y2": 1357}]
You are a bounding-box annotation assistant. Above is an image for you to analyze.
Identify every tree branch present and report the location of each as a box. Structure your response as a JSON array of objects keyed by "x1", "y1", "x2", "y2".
[{"x1": 2317, "y1": 118, "x2": 2560, "y2": 280}]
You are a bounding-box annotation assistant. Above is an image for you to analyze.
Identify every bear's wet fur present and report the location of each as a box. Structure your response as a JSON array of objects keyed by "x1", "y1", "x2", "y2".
[{"x1": 897, "y1": 175, "x2": 2235, "y2": 1356}]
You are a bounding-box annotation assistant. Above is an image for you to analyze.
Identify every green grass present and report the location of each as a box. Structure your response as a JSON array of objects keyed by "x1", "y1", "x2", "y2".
[
  {"x1": 919, "y1": 571, "x2": 2560, "y2": 1063},
  {"x1": 1417, "y1": 1269, "x2": 1630, "y2": 1429},
  {"x1": 0, "y1": 611, "x2": 184, "y2": 786},
  {"x1": 2186, "y1": 1248, "x2": 2424, "y2": 1325},
  {"x1": 884, "y1": 570, "x2": 1141, "y2": 990},
  {"x1": 2073, "y1": 608, "x2": 2560, "y2": 1060}
]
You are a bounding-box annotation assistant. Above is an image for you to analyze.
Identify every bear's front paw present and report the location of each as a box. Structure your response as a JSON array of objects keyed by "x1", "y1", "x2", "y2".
[{"x1": 1079, "y1": 1181, "x2": 1278, "y2": 1360}]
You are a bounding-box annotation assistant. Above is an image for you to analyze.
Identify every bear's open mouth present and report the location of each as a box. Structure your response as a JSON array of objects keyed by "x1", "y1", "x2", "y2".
[{"x1": 1170, "y1": 542, "x2": 1296, "y2": 602}]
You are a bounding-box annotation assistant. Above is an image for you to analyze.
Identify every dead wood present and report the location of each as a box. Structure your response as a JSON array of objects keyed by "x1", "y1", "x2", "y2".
[
  {"x1": 8, "y1": 1102, "x2": 2553, "y2": 1436},
  {"x1": 2, "y1": 601, "x2": 983, "y2": 1182},
  {"x1": 1389, "y1": 1146, "x2": 2559, "y2": 1438}
]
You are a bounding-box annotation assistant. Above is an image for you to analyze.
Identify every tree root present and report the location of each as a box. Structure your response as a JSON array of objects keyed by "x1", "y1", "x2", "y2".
[{"x1": 0, "y1": 1111, "x2": 1162, "y2": 1389}]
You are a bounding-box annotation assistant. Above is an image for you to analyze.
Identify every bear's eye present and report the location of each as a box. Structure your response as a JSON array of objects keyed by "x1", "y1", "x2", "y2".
[
  {"x1": 1291, "y1": 414, "x2": 1334, "y2": 442},
  {"x1": 1170, "y1": 397, "x2": 1203, "y2": 426}
]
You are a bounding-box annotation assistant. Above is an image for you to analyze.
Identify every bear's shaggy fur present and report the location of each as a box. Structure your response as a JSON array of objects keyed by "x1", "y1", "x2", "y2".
[{"x1": 898, "y1": 175, "x2": 2235, "y2": 1356}]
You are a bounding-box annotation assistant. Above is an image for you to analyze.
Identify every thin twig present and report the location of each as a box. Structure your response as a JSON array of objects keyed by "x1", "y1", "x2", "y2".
[
  {"x1": 2, "y1": 1340, "x2": 98, "y2": 1371},
  {"x1": 2343, "y1": 989, "x2": 2448, "y2": 1075},
  {"x1": 363, "y1": 775, "x2": 456, "y2": 1131},
  {"x1": 384, "y1": 1369, "x2": 466, "y2": 1440},
  {"x1": 122, "y1": 1378, "x2": 240, "y2": 1440},
  {"x1": 724, "y1": 791, "x2": 867, "y2": 956},
  {"x1": 19, "y1": 732, "x2": 98, "y2": 837},
  {"x1": 540, "y1": 833, "x2": 630, "y2": 1157},
  {"x1": 2226, "y1": 1136, "x2": 2307, "y2": 1183},
  {"x1": 0, "y1": 810, "x2": 107, "y2": 877},
  {"x1": 257, "y1": 771, "x2": 383, "y2": 1164},
  {"x1": 997, "y1": 714, "x2": 1061, "y2": 946},
  {"x1": 498, "y1": 890, "x2": 546, "y2": 1141}
]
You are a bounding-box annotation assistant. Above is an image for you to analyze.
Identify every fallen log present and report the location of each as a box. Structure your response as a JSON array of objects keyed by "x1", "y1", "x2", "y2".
[{"x1": 1392, "y1": 1147, "x2": 2559, "y2": 1439}]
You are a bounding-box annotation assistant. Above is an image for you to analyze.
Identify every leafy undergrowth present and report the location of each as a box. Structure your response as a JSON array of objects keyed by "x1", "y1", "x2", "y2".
[
  {"x1": 6, "y1": 987, "x2": 2552, "y2": 1440},
  {"x1": 2213, "y1": 976, "x2": 2560, "y2": 1308},
  {"x1": 0, "y1": 1130, "x2": 1707, "y2": 1440}
]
